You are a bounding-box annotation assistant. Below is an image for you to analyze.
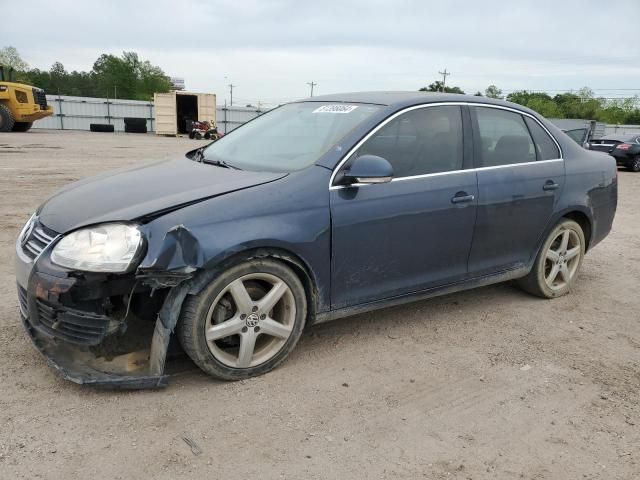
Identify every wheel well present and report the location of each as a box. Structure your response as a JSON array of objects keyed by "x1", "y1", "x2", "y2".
[
  {"x1": 563, "y1": 211, "x2": 592, "y2": 250},
  {"x1": 194, "y1": 247, "x2": 319, "y2": 322}
]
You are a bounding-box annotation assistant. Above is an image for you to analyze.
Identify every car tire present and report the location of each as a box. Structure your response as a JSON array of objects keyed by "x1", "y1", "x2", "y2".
[
  {"x1": 517, "y1": 219, "x2": 585, "y2": 299},
  {"x1": 12, "y1": 121, "x2": 33, "y2": 132},
  {"x1": 194, "y1": 131, "x2": 202, "y2": 140},
  {"x1": 628, "y1": 157, "x2": 640, "y2": 172},
  {"x1": 124, "y1": 124, "x2": 147, "y2": 134},
  {"x1": 188, "y1": 130, "x2": 196, "y2": 139},
  {"x1": 177, "y1": 258, "x2": 307, "y2": 381},
  {"x1": 89, "y1": 123, "x2": 115, "y2": 133},
  {"x1": 0, "y1": 104, "x2": 15, "y2": 132}
]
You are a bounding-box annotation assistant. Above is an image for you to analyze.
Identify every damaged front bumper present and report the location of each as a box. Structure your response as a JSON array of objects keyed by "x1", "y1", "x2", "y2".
[
  {"x1": 20, "y1": 311, "x2": 170, "y2": 388},
  {"x1": 15, "y1": 219, "x2": 191, "y2": 389}
]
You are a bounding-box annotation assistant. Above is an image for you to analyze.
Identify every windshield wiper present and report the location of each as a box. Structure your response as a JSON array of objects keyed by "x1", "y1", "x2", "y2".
[
  {"x1": 202, "y1": 157, "x2": 241, "y2": 170},
  {"x1": 192, "y1": 147, "x2": 241, "y2": 170}
]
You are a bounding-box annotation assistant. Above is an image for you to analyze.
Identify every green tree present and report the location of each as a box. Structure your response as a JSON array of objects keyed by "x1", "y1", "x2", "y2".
[
  {"x1": 48, "y1": 62, "x2": 68, "y2": 94},
  {"x1": 3, "y1": 49, "x2": 172, "y2": 99},
  {"x1": 500, "y1": 88, "x2": 640, "y2": 123},
  {"x1": 92, "y1": 51, "x2": 171, "y2": 100},
  {"x1": 484, "y1": 85, "x2": 503, "y2": 99},
  {"x1": 507, "y1": 91, "x2": 562, "y2": 117},
  {"x1": 420, "y1": 81, "x2": 465, "y2": 94},
  {"x1": 0, "y1": 46, "x2": 29, "y2": 71}
]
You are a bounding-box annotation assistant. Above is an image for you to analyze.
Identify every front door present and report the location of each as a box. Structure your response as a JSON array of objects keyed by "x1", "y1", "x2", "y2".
[
  {"x1": 467, "y1": 106, "x2": 565, "y2": 275},
  {"x1": 330, "y1": 105, "x2": 478, "y2": 309}
]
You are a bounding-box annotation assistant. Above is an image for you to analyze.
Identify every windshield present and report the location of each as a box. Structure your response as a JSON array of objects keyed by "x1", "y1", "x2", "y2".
[{"x1": 202, "y1": 102, "x2": 382, "y2": 172}]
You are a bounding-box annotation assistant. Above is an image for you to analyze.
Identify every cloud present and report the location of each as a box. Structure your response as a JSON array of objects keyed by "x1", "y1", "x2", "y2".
[{"x1": 4, "y1": 0, "x2": 639, "y2": 104}]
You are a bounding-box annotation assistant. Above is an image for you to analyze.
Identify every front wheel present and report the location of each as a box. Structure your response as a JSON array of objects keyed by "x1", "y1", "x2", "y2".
[
  {"x1": 0, "y1": 104, "x2": 15, "y2": 132},
  {"x1": 517, "y1": 219, "x2": 585, "y2": 298},
  {"x1": 177, "y1": 259, "x2": 307, "y2": 380}
]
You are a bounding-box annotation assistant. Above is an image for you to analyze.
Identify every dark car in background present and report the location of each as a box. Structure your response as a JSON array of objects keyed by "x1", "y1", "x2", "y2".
[
  {"x1": 590, "y1": 134, "x2": 640, "y2": 172},
  {"x1": 15, "y1": 92, "x2": 618, "y2": 388},
  {"x1": 549, "y1": 118, "x2": 604, "y2": 149}
]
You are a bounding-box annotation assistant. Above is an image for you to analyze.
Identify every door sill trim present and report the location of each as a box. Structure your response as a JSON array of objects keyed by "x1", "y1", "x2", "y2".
[{"x1": 315, "y1": 265, "x2": 528, "y2": 325}]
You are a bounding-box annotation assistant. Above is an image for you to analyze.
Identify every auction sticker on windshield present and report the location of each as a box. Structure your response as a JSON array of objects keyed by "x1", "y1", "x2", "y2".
[{"x1": 313, "y1": 105, "x2": 359, "y2": 113}]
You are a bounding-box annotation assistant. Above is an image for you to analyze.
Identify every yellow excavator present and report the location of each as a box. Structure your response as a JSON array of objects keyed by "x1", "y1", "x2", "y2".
[{"x1": 0, "y1": 65, "x2": 53, "y2": 132}]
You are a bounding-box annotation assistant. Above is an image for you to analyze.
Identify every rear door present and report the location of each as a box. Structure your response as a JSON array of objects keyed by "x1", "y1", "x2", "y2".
[
  {"x1": 330, "y1": 105, "x2": 478, "y2": 308},
  {"x1": 467, "y1": 106, "x2": 565, "y2": 275},
  {"x1": 197, "y1": 93, "x2": 217, "y2": 125}
]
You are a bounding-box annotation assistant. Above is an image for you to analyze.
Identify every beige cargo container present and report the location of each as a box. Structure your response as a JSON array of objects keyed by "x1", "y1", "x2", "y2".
[{"x1": 154, "y1": 91, "x2": 216, "y2": 135}]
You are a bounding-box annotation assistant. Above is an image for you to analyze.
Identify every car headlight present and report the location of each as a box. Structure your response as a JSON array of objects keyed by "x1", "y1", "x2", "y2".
[{"x1": 51, "y1": 223, "x2": 144, "y2": 273}]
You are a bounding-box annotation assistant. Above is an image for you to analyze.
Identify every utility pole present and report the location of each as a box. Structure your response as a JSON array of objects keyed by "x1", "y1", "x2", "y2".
[
  {"x1": 307, "y1": 81, "x2": 317, "y2": 97},
  {"x1": 228, "y1": 84, "x2": 235, "y2": 106},
  {"x1": 438, "y1": 69, "x2": 450, "y2": 92},
  {"x1": 114, "y1": 84, "x2": 117, "y2": 99}
]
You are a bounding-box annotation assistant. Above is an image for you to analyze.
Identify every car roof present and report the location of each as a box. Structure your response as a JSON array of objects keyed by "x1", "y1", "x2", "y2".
[{"x1": 293, "y1": 91, "x2": 536, "y2": 113}]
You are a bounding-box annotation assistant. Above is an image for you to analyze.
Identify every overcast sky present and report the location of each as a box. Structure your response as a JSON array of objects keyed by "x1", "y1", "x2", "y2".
[{"x1": 4, "y1": 0, "x2": 639, "y2": 106}]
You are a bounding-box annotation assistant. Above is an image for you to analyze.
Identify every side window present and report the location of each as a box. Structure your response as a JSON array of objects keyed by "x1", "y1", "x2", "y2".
[
  {"x1": 475, "y1": 107, "x2": 536, "y2": 167},
  {"x1": 353, "y1": 106, "x2": 463, "y2": 177},
  {"x1": 524, "y1": 117, "x2": 561, "y2": 160}
]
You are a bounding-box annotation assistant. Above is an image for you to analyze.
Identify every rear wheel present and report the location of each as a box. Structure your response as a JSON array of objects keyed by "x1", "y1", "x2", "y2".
[
  {"x1": 0, "y1": 104, "x2": 15, "y2": 132},
  {"x1": 177, "y1": 259, "x2": 307, "y2": 380},
  {"x1": 627, "y1": 157, "x2": 640, "y2": 172},
  {"x1": 12, "y1": 122, "x2": 32, "y2": 132},
  {"x1": 517, "y1": 219, "x2": 585, "y2": 298}
]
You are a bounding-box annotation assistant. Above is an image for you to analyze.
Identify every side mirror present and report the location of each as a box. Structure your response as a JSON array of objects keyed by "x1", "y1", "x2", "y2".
[{"x1": 341, "y1": 155, "x2": 393, "y2": 185}]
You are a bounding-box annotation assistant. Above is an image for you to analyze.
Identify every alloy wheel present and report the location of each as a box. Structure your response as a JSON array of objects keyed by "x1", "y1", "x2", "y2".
[
  {"x1": 204, "y1": 273, "x2": 296, "y2": 368},
  {"x1": 543, "y1": 228, "x2": 581, "y2": 291}
]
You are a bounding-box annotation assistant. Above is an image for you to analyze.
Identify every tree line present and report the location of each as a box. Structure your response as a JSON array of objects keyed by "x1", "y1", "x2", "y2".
[
  {"x1": 0, "y1": 46, "x2": 172, "y2": 101},
  {"x1": 421, "y1": 81, "x2": 640, "y2": 124},
  {"x1": 2, "y1": 45, "x2": 638, "y2": 124}
]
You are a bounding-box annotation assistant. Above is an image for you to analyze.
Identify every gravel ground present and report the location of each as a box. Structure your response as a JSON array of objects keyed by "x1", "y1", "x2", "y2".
[{"x1": 0, "y1": 130, "x2": 638, "y2": 480}]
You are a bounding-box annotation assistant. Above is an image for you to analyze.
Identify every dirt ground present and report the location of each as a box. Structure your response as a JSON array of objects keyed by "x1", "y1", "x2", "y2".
[{"x1": 0, "y1": 130, "x2": 638, "y2": 479}]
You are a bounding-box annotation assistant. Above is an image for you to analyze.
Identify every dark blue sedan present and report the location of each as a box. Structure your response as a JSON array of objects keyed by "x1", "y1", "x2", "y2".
[{"x1": 15, "y1": 92, "x2": 618, "y2": 387}]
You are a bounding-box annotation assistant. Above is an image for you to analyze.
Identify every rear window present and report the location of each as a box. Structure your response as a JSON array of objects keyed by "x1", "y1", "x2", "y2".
[
  {"x1": 475, "y1": 107, "x2": 536, "y2": 167},
  {"x1": 525, "y1": 117, "x2": 561, "y2": 160}
]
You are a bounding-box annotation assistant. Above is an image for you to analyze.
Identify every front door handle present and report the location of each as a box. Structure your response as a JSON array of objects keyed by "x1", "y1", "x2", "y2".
[
  {"x1": 451, "y1": 192, "x2": 475, "y2": 204},
  {"x1": 543, "y1": 180, "x2": 560, "y2": 191}
]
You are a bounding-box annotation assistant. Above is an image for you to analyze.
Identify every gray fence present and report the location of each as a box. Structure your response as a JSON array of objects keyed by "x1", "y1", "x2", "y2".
[
  {"x1": 217, "y1": 106, "x2": 266, "y2": 134},
  {"x1": 32, "y1": 95, "x2": 265, "y2": 134},
  {"x1": 34, "y1": 95, "x2": 155, "y2": 132},
  {"x1": 603, "y1": 124, "x2": 640, "y2": 137}
]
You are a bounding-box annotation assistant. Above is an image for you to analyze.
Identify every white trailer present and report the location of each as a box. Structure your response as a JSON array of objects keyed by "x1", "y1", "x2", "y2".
[{"x1": 154, "y1": 91, "x2": 216, "y2": 136}]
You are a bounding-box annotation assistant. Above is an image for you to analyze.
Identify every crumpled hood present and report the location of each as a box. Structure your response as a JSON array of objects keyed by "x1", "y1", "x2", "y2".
[{"x1": 37, "y1": 158, "x2": 287, "y2": 233}]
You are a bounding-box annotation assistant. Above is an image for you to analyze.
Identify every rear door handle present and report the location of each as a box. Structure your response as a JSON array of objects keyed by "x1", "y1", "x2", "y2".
[
  {"x1": 543, "y1": 181, "x2": 560, "y2": 191},
  {"x1": 451, "y1": 193, "x2": 475, "y2": 204}
]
